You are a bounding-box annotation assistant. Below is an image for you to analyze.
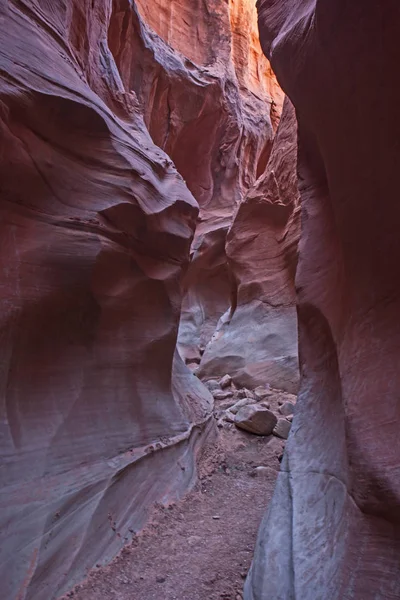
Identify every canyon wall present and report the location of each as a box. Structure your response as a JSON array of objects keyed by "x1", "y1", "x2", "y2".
[
  {"x1": 0, "y1": 2, "x2": 214, "y2": 599},
  {"x1": 198, "y1": 97, "x2": 300, "y2": 392},
  {"x1": 246, "y1": 1, "x2": 400, "y2": 598},
  {"x1": 107, "y1": 0, "x2": 298, "y2": 391}
]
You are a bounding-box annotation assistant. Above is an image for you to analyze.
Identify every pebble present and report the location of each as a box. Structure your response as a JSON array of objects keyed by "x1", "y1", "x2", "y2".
[
  {"x1": 254, "y1": 466, "x2": 274, "y2": 478},
  {"x1": 228, "y1": 398, "x2": 253, "y2": 414},
  {"x1": 205, "y1": 379, "x2": 221, "y2": 392},
  {"x1": 156, "y1": 576, "x2": 166, "y2": 584},
  {"x1": 224, "y1": 410, "x2": 236, "y2": 423},
  {"x1": 273, "y1": 418, "x2": 292, "y2": 439},
  {"x1": 212, "y1": 390, "x2": 234, "y2": 400},
  {"x1": 279, "y1": 401, "x2": 295, "y2": 417},
  {"x1": 219, "y1": 374, "x2": 232, "y2": 389},
  {"x1": 254, "y1": 386, "x2": 272, "y2": 400}
]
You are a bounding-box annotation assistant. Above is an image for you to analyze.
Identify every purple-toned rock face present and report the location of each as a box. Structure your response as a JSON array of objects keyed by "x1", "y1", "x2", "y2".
[
  {"x1": 0, "y1": 2, "x2": 214, "y2": 599},
  {"x1": 198, "y1": 98, "x2": 300, "y2": 392},
  {"x1": 108, "y1": 0, "x2": 284, "y2": 375},
  {"x1": 109, "y1": 0, "x2": 298, "y2": 393},
  {"x1": 246, "y1": 1, "x2": 400, "y2": 599}
]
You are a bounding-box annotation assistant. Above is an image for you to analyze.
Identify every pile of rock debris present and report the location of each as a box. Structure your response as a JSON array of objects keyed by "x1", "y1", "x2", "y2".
[{"x1": 204, "y1": 374, "x2": 296, "y2": 440}]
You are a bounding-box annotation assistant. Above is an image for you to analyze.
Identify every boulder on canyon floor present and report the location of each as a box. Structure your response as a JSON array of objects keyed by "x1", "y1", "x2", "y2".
[{"x1": 235, "y1": 405, "x2": 277, "y2": 436}]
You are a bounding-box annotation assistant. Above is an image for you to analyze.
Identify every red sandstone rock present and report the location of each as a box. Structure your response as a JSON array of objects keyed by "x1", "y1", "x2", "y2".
[
  {"x1": 109, "y1": 1, "x2": 299, "y2": 393},
  {"x1": 246, "y1": 1, "x2": 400, "y2": 599},
  {"x1": 199, "y1": 98, "x2": 300, "y2": 391},
  {"x1": 0, "y1": 2, "x2": 214, "y2": 599},
  {"x1": 108, "y1": 0, "x2": 284, "y2": 366}
]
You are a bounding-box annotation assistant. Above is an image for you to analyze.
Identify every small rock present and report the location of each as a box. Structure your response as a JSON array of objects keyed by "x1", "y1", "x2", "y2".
[
  {"x1": 279, "y1": 401, "x2": 295, "y2": 417},
  {"x1": 237, "y1": 389, "x2": 248, "y2": 399},
  {"x1": 235, "y1": 405, "x2": 277, "y2": 436},
  {"x1": 219, "y1": 374, "x2": 232, "y2": 389},
  {"x1": 254, "y1": 386, "x2": 272, "y2": 400},
  {"x1": 260, "y1": 401, "x2": 270, "y2": 409},
  {"x1": 212, "y1": 390, "x2": 233, "y2": 400},
  {"x1": 273, "y1": 418, "x2": 292, "y2": 439},
  {"x1": 244, "y1": 389, "x2": 256, "y2": 399},
  {"x1": 156, "y1": 576, "x2": 166, "y2": 584},
  {"x1": 254, "y1": 466, "x2": 274, "y2": 477},
  {"x1": 286, "y1": 415, "x2": 293, "y2": 422},
  {"x1": 212, "y1": 515, "x2": 221, "y2": 520},
  {"x1": 285, "y1": 393, "x2": 298, "y2": 403},
  {"x1": 205, "y1": 379, "x2": 221, "y2": 392},
  {"x1": 218, "y1": 399, "x2": 238, "y2": 410},
  {"x1": 224, "y1": 410, "x2": 236, "y2": 423},
  {"x1": 228, "y1": 398, "x2": 253, "y2": 414}
]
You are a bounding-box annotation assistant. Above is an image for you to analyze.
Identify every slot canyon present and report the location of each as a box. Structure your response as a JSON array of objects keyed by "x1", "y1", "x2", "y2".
[{"x1": 0, "y1": 1, "x2": 399, "y2": 600}]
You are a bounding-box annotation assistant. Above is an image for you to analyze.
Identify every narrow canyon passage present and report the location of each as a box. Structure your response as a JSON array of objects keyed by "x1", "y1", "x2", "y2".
[
  {"x1": 2, "y1": 1, "x2": 400, "y2": 600},
  {"x1": 64, "y1": 381, "x2": 293, "y2": 600},
  {"x1": 0, "y1": 2, "x2": 299, "y2": 599}
]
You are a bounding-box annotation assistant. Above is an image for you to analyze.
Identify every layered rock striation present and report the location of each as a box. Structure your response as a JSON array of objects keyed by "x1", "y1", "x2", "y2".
[
  {"x1": 107, "y1": 0, "x2": 294, "y2": 387},
  {"x1": 0, "y1": 2, "x2": 213, "y2": 599},
  {"x1": 246, "y1": 1, "x2": 400, "y2": 598},
  {"x1": 199, "y1": 98, "x2": 300, "y2": 392}
]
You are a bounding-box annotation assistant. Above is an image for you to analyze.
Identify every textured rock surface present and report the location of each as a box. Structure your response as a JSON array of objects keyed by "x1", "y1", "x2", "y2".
[
  {"x1": 272, "y1": 418, "x2": 291, "y2": 440},
  {"x1": 107, "y1": 0, "x2": 284, "y2": 367},
  {"x1": 246, "y1": 1, "x2": 400, "y2": 599},
  {"x1": 111, "y1": 0, "x2": 299, "y2": 392},
  {"x1": 235, "y1": 405, "x2": 277, "y2": 436},
  {"x1": 199, "y1": 98, "x2": 300, "y2": 391},
  {"x1": 0, "y1": 2, "x2": 214, "y2": 599}
]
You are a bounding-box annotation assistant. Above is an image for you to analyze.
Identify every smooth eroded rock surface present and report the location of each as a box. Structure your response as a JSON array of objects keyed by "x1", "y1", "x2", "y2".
[
  {"x1": 108, "y1": 0, "x2": 284, "y2": 369},
  {"x1": 0, "y1": 2, "x2": 214, "y2": 599},
  {"x1": 245, "y1": 1, "x2": 400, "y2": 599},
  {"x1": 198, "y1": 99, "x2": 300, "y2": 392},
  {"x1": 114, "y1": 0, "x2": 299, "y2": 393}
]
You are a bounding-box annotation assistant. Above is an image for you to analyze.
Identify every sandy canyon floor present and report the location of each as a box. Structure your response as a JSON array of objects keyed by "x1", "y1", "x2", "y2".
[{"x1": 64, "y1": 388, "x2": 291, "y2": 600}]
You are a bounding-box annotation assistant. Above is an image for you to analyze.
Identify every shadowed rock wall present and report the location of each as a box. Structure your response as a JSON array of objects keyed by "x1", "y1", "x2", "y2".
[
  {"x1": 0, "y1": 2, "x2": 213, "y2": 599},
  {"x1": 245, "y1": 1, "x2": 400, "y2": 598}
]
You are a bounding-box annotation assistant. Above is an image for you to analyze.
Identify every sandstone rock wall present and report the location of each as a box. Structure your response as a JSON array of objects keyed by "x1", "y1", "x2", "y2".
[
  {"x1": 0, "y1": 2, "x2": 213, "y2": 599},
  {"x1": 107, "y1": 0, "x2": 293, "y2": 385},
  {"x1": 245, "y1": 1, "x2": 400, "y2": 598},
  {"x1": 199, "y1": 98, "x2": 300, "y2": 392}
]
